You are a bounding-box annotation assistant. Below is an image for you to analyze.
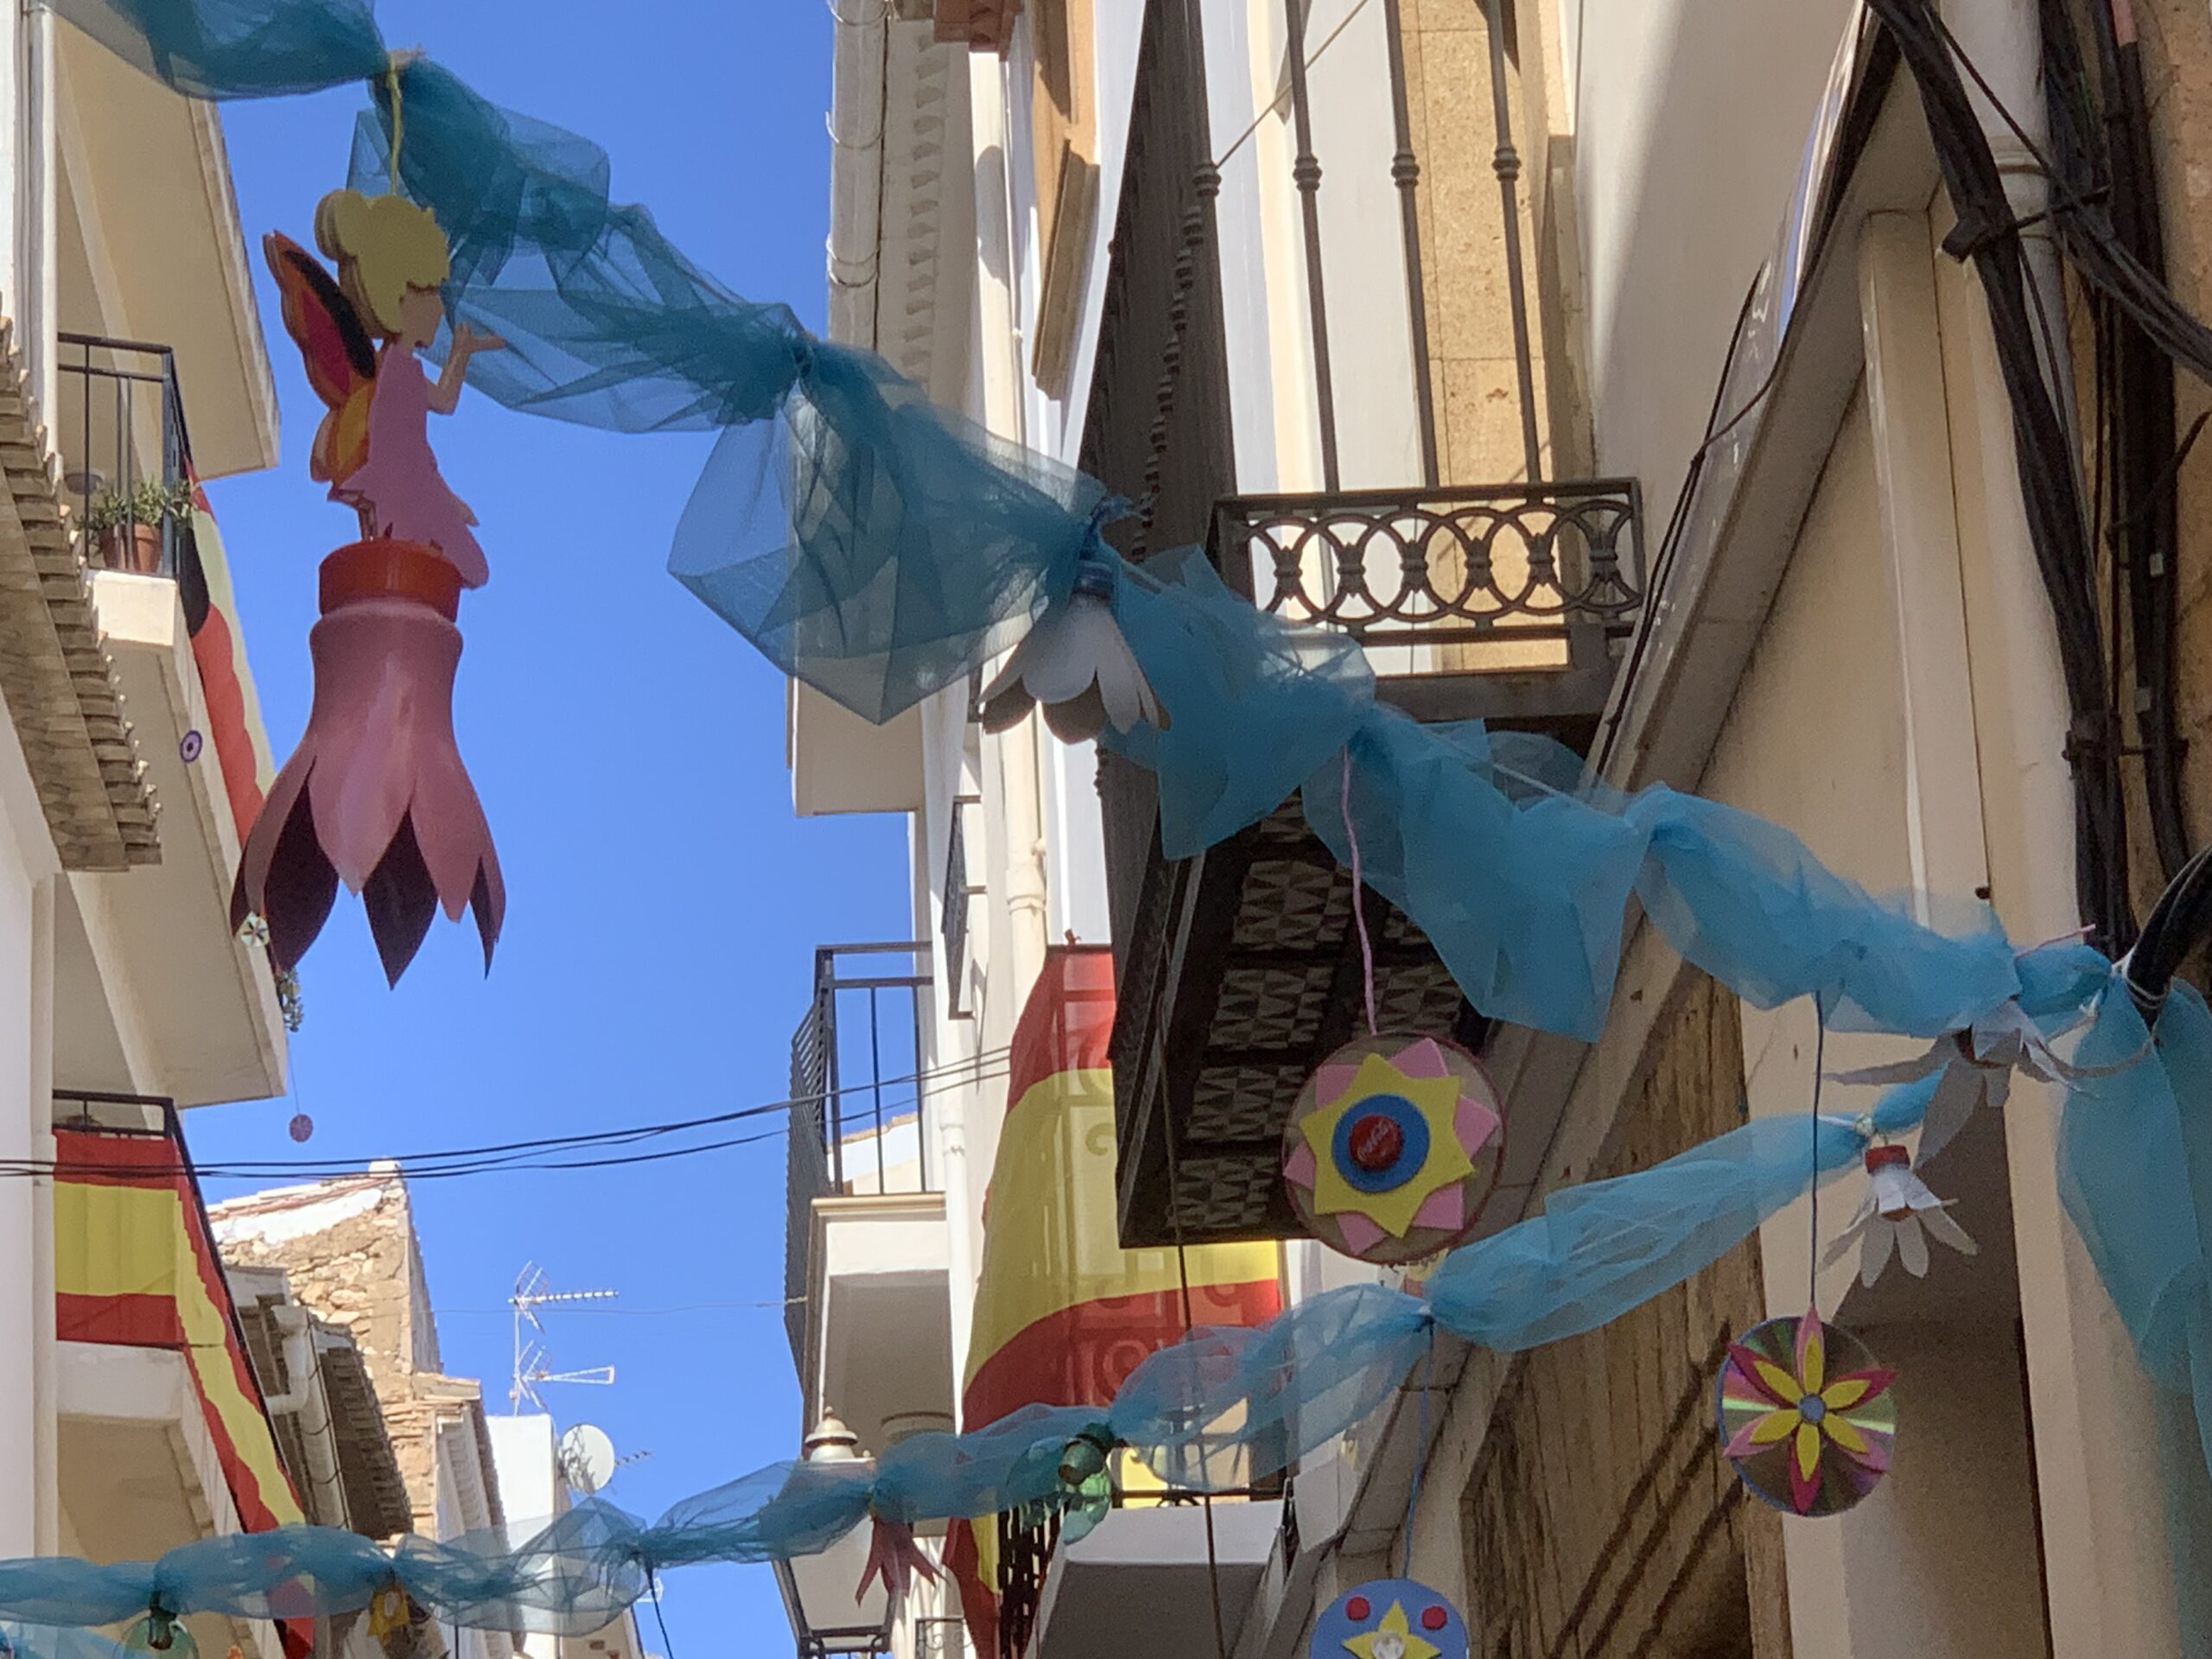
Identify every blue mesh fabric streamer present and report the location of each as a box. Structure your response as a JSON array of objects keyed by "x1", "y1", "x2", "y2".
[
  {"x1": 22, "y1": 0, "x2": 2212, "y2": 1616},
  {"x1": 663, "y1": 384, "x2": 1096, "y2": 723},
  {"x1": 871, "y1": 1405, "x2": 1095, "y2": 1523},
  {"x1": 0, "y1": 1561, "x2": 158, "y2": 1630},
  {"x1": 632, "y1": 1460, "x2": 870, "y2": 1571},
  {"x1": 1112, "y1": 1284, "x2": 1433, "y2": 1491},
  {"x1": 346, "y1": 67, "x2": 1105, "y2": 723},
  {"x1": 403, "y1": 1504, "x2": 652, "y2": 1636},
  {"x1": 2016, "y1": 940, "x2": 2119, "y2": 1027},
  {"x1": 2058, "y1": 983, "x2": 2212, "y2": 1487},
  {"x1": 1103, "y1": 552, "x2": 1375, "y2": 856},
  {"x1": 1301, "y1": 715, "x2": 1647, "y2": 1040},
  {"x1": 44, "y1": 0, "x2": 383, "y2": 99},
  {"x1": 1629, "y1": 788, "x2": 2022, "y2": 1035},
  {"x1": 158, "y1": 1528, "x2": 391, "y2": 1622},
  {"x1": 0, "y1": 1052, "x2": 2199, "y2": 1622},
  {"x1": 1426, "y1": 1112, "x2": 1866, "y2": 1351},
  {"x1": 41, "y1": 4, "x2": 1096, "y2": 724},
  {"x1": 2, "y1": 1628, "x2": 136, "y2": 1659}
]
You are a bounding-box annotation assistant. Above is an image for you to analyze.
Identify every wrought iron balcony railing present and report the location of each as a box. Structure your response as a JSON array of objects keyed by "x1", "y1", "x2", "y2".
[
  {"x1": 783, "y1": 943, "x2": 933, "y2": 1364},
  {"x1": 57, "y1": 334, "x2": 200, "y2": 581},
  {"x1": 1211, "y1": 480, "x2": 1646, "y2": 651}
]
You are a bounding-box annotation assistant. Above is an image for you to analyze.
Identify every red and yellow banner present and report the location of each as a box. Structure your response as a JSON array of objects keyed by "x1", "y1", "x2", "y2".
[
  {"x1": 182, "y1": 486, "x2": 275, "y2": 839},
  {"x1": 54, "y1": 1128, "x2": 309, "y2": 1655},
  {"x1": 948, "y1": 947, "x2": 1281, "y2": 1650}
]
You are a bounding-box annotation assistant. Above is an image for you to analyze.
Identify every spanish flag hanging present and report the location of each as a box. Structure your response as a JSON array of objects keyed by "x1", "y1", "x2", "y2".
[
  {"x1": 178, "y1": 478, "x2": 276, "y2": 839},
  {"x1": 54, "y1": 1123, "x2": 312, "y2": 1658},
  {"x1": 946, "y1": 946, "x2": 1281, "y2": 1654}
]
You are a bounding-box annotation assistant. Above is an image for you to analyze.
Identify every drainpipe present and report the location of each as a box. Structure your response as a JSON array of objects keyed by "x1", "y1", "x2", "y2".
[
  {"x1": 969, "y1": 53, "x2": 1050, "y2": 1007},
  {"x1": 258, "y1": 1305, "x2": 348, "y2": 1529},
  {"x1": 937, "y1": 50, "x2": 1049, "y2": 1413},
  {"x1": 827, "y1": 0, "x2": 889, "y2": 350},
  {"x1": 1942, "y1": 0, "x2": 2077, "y2": 443}
]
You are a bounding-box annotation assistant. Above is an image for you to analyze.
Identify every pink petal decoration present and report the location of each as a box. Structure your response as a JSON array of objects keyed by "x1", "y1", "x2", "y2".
[
  {"x1": 1412, "y1": 1182, "x2": 1465, "y2": 1233},
  {"x1": 1389, "y1": 1038, "x2": 1451, "y2": 1079},
  {"x1": 1313, "y1": 1063, "x2": 1360, "y2": 1106},
  {"x1": 1284, "y1": 1143, "x2": 1318, "y2": 1188},
  {"x1": 1337, "y1": 1212, "x2": 1387, "y2": 1255},
  {"x1": 1455, "y1": 1090, "x2": 1503, "y2": 1154},
  {"x1": 1840, "y1": 1435, "x2": 1892, "y2": 1476}
]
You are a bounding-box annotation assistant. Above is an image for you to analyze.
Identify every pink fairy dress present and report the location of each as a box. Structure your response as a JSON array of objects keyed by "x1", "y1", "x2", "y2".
[
  {"x1": 232, "y1": 342, "x2": 502, "y2": 982},
  {"x1": 342, "y1": 345, "x2": 488, "y2": 588}
]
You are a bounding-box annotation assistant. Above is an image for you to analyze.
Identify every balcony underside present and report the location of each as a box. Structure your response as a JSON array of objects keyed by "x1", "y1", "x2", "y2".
[
  {"x1": 1113, "y1": 791, "x2": 1491, "y2": 1248},
  {"x1": 1107, "y1": 483, "x2": 1639, "y2": 1251},
  {"x1": 1033, "y1": 1503, "x2": 1283, "y2": 1659}
]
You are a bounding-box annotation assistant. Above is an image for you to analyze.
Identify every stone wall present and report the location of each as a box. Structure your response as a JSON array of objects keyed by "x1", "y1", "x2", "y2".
[
  {"x1": 1396, "y1": 0, "x2": 1553, "y2": 486},
  {"x1": 212, "y1": 1174, "x2": 498, "y2": 1542},
  {"x1": 1459, "y1": 972, "x2": 1789, "y2": 1659},
  {"x1": 214, "y1": 1176, "x2": 439, "y2": 1388}
]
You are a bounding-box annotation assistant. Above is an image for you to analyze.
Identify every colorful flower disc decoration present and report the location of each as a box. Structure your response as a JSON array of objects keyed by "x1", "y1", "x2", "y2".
[
  {"x1": 1717, "y1": 1306, "x2": 1897, "y2": 1516},
  {"x1": 1283, "y1": 1033, "x2": 1503, "y2": 1265},
  {"x1": 1313, "y1": 1580, "x2": 1468, "y2": 1659}
]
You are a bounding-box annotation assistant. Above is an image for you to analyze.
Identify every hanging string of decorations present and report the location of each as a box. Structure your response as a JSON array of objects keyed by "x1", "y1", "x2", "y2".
[{"x1": 14, "y1": 0, "x2": 2212, "y2": 1623}]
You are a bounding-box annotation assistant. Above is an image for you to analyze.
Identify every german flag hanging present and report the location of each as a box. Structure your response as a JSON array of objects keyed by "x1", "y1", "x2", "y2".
[{"x1": 946, "y1": 946, "x2": 1281, "y2": 1654}]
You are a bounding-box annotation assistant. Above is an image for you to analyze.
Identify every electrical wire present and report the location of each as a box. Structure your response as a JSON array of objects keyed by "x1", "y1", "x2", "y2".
[
  {"x1": 2040, "y1": 0, "x2": 2194, "y2": 883},
  {"x1": 19, "y1": 1051, "x2": 1012, "y2": 1185},
  {"x1": 80, "y1": 1046, "x2": 1004, "y2": 1169}
]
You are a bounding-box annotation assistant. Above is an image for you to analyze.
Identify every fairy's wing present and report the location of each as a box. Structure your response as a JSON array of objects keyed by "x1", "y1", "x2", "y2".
[{"x1": 263, "y1": 232, "x2": 377, "y2": 485}]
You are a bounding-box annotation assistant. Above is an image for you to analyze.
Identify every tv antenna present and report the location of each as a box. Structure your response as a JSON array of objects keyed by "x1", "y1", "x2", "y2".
[{"x1": 509, "y1": 1262, "x2": 618, "y2": 1413}]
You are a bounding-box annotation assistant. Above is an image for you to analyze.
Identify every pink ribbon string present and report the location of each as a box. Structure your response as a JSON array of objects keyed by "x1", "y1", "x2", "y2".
[{"x1": 1341, "y1": 749, "x2": 1380, "y2": 1036}]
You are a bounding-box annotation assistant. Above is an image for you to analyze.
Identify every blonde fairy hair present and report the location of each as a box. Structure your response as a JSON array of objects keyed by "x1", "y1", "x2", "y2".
[{"x1": 314, "y1": 188, "x2": 450, "y2": 337}]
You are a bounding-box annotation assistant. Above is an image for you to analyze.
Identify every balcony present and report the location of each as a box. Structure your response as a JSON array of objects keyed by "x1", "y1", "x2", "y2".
[
  {"x1": 1081, "y1": 0, "x2": 1653, "y2": 1249},
  {"x1": 54, "y1": 334, "x2": 289, "y2": 1106},
  {"x1": 1106, "y1": 487, "x2": 1644, "y2": 1248},
  {"x1": 59, "y1": 333, "x2": 200, "y2": 579},
  {"x1": 783, "y1": 944, "x2": 956, "y2": 1457},
  {"x1": 1029, "y1": 1503, "x2": 1283, "y2": 1659},
  {"x1": 51, "y1": 1091, "x2": 304, "y2": 1659}
]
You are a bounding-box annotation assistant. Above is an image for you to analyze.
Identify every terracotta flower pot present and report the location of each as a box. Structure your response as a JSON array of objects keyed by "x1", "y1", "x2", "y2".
[{"x1": 97, "y1": 524, "x2": 164, "y2": 575}]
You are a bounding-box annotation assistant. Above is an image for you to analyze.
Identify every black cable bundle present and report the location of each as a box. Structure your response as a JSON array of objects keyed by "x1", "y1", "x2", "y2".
[
  {"x1": 1862, "y1": 0, "x2": 2136, "y2": 949},
  {"x1": 2042, "y1": 0, "x2": 2199, "y2": 887}
]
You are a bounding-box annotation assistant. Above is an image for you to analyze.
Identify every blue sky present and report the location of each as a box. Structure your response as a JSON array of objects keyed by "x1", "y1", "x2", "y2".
[{"x1": 183, "y1": 3, "x2": 908, "y2": 1652}]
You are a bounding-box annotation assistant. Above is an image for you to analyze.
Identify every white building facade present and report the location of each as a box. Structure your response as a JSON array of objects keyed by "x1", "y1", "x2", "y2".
[{"x1": 0, "y1": 0, "x2": 295, "y2": 1638}]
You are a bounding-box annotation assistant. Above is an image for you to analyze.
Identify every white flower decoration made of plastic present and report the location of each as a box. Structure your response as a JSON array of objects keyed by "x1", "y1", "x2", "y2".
[
  {"x1": 979, "y1": 556, "x2": 1168, "y2": 742},
  {"x1": 1830, "y1": 997, "x2": 2129, "y2": 1166},
  {"x1": 1821, "y1": 1144, "x2": 1977, "y2": 1286}
]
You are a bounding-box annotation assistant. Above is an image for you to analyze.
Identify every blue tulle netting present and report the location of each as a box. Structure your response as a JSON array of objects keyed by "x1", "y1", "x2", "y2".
[
  {"x1": 1, "y1": 1001, "x2": 2195, "y2": 1632},
  {"x1": 9, "y1": 0, "x2": 2209, "y2": 1631}
]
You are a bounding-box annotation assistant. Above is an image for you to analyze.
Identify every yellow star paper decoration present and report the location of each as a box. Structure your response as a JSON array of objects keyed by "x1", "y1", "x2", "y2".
[
  {"x1": 1301, "y1": 1051, "x2": 1474, "y2": 1238},
  {"x1": 1342, "y1": 1602, "x2": 1439, "y2": 1659}
]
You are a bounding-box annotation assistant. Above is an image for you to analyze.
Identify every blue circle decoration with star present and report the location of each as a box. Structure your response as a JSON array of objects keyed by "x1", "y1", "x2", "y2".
[
  {"x1": 1330, "y1": 1092, "x2": 1431, "y2": 1192},
  {"x1": 1313, "y1": 1579, "x2": 1467, "y2": 1659}
]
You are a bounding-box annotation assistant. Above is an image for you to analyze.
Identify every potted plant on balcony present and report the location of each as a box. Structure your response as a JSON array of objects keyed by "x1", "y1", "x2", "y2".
[{"x1": 82, "y1": 478, "x2": 195, "y2": 575}]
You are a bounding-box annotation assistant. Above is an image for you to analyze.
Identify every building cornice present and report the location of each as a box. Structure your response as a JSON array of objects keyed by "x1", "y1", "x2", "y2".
[{"x1": 828, "y1": 10, "x2": 960, "y2": 392}]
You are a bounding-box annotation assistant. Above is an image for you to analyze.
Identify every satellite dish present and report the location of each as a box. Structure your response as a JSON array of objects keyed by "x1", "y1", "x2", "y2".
[{"x1": 559, "y1": 1423, "x2": 618, "y2": 1495}]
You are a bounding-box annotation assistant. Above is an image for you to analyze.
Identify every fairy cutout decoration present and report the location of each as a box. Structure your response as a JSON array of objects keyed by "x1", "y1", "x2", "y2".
[{"x1": 232, "y1": 188, "x2": 506, "y2": 982}]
